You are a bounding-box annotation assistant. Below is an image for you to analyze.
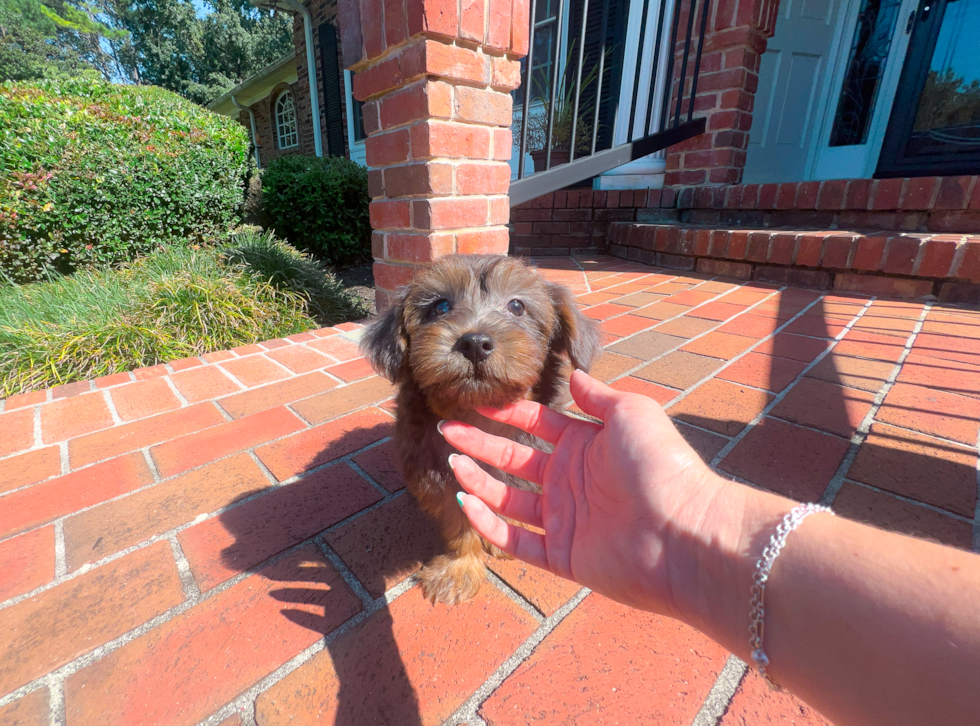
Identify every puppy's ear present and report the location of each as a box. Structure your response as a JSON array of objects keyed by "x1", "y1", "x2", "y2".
[
  {"x1": 548, "y1": 283, "x2": 602, "y2": 373},
  {"x1": 360, "y1": 292, "x2": 409, "y2": 382}
]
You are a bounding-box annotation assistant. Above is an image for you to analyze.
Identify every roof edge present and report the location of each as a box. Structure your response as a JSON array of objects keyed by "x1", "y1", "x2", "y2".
[{"x1": 206, "y1": 50, "x2": 297, "y2": 111}]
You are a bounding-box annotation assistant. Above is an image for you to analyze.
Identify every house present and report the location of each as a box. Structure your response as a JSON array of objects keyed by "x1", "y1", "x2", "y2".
[
  {"x1": 207, "y1": 0, "x2": 367, "y2": 168},
  {"x1": 211, "y1": 0, "x2": 980, "y2": 303}
]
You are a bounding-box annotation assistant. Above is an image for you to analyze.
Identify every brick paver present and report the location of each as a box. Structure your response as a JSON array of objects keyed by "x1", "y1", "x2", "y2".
[{"x1": 0, "y1": 254, "x2": 976, "y2": 725}]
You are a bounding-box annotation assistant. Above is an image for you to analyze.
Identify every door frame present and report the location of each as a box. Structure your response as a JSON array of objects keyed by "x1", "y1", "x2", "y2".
[
  {"x1": 806, "y1": 0, "x2": 919, "y2": 179},
  {"x1": 875, "y1": 0, "x2": 980, "y2": 177}
]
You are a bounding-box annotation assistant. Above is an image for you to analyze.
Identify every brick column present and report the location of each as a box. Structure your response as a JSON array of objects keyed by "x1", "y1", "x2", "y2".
[
  {"x1": 337, "y1": 0, "x2": 529, "y2": 309},
  {"x1": 665, "y1": 0, "x2": 778, "y2": 186}
]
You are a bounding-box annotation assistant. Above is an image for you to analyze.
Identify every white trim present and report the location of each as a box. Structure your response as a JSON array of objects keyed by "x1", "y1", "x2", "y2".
[
  {"x1": 343, "y1": 70, "x2": 367, "y2": 167},
  {"x1": 275, "y1": 89, "x2": 299, "y2": 150}
]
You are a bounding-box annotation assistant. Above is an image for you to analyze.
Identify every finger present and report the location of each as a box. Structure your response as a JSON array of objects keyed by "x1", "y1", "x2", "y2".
[
  {"x1": 458, "y1": 493, "x2": 550, "y2": 572},
  {"x1": 439, "y1": 421, "x2": 550, "y2": 484},
  {"x1": 474, "y1": 400, "x2": 582, "y2": 445},
  {"x1": 449, "y1": 454, "x2": 543, "y2": 528},
  {"x1": 569, "y1": 369, "x2": 626, "y2": 421}
]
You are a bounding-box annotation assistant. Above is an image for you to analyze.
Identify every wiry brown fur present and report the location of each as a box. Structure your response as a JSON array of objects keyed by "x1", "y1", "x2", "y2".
[{"x1": 360, "y1": 255, "x2": 602, "y2": 604}]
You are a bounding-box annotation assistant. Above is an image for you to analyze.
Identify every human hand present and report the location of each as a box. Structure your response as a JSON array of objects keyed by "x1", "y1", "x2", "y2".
[{"x1": 439, "y1": 370, "x2": 742, "y2": 620}]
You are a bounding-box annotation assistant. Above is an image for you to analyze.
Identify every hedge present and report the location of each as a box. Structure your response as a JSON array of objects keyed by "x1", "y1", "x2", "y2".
[
  {"x1": 261, "y1": 154, "x2": 371, "y2": 267},
  {"x1": 0, "y1": 76, "x2": 251, "y2": 283}
]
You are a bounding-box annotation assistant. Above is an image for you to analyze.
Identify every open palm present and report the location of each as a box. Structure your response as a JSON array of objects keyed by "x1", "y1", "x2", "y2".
[{"x1": 439, "y1": 370, "x2": 724, "y2": 616}]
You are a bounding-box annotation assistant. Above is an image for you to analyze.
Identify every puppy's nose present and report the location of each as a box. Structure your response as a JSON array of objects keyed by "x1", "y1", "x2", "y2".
[{"x1": 457, "y1": 332, "x2": 494, "y2": 364}]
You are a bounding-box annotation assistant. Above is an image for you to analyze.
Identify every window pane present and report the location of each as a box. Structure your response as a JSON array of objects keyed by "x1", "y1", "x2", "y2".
[
  {"x1": 828, "y1": 0, "x2": 902, "y2": 147},
  {"x1": 908, "y1": 0, "x2": 980, "y2": 155}
]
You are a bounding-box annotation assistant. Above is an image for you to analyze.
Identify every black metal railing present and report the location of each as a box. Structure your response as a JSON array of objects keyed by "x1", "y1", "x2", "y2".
[{"x1": 509, "y1": 0, "x2": 711, "y2": 205}]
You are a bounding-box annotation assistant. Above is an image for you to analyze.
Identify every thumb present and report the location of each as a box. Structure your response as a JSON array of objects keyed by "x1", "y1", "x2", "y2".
[{"x1": 570, "y1": 369, "x2": 625, "y2": 421}]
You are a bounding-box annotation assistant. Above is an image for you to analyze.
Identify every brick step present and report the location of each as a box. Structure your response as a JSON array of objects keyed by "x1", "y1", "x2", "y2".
[{"x1": 609, "y1": 222, "x2": 980, "y2": 303}]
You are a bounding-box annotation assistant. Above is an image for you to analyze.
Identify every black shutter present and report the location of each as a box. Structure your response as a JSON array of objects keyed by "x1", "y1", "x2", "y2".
[
  {"x1": 567, "y1": 0, "x2": 628, "y2": 153},
  {"x1": 318, "y1": 22, "x2": 347, "y2": 157}
]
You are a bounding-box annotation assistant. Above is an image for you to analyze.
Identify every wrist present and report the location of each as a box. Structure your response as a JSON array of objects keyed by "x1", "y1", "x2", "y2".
[{"x1": 663, "y1": 473, "x2": 795, "y2": 659}]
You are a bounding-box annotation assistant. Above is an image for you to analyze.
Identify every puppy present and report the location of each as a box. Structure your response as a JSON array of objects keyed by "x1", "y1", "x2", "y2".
[{"x1": 360, "y1": 254, "x2": 601, "y2": 604}]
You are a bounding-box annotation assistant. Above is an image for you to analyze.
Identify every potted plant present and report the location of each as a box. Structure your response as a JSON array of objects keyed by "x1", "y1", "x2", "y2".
[{"x1": 524, "y1": 44, "x2": 605, "y2": 171}]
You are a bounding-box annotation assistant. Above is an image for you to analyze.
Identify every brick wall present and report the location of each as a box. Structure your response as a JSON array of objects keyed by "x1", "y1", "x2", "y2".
[
  {"x1": 511, "y1": 189, "x2": 678, "y2": 256},
  {"x1": 676, "y1": 176, "x2": 980, "y2": 233},
  {"x1": 663, "y1": 0, "x2": 777, "y2": 186},
  {"x1": 340, "y1": 0, "x2": 529, "y2": 308}
]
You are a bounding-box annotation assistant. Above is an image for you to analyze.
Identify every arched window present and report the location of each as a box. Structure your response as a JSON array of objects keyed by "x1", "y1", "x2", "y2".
[{"x1": 275, "y1": 90, "x2": 299, "y2": 149}]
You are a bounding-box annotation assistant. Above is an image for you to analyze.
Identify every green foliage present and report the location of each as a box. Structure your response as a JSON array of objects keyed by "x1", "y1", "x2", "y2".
[
  {"x1": 223, "y1": 228, "x2": 368, "y2": 325},
  {"x1": 0, "y1": 76, "x2": 251, "y2": 283},
  {"x1": 0, "y1": 231, "x2": 367, "y2": 395},
  {"x1": 0, "y1": 0, "x2": 123, "y2": 82},
  {"x1": 261, "y1": 155, "x2": 372, "y2": 267}
]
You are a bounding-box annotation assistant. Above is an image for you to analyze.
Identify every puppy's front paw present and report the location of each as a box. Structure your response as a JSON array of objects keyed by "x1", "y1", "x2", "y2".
[{"x1": 418, "y1": 554, "x2": 485, "y2": 604}]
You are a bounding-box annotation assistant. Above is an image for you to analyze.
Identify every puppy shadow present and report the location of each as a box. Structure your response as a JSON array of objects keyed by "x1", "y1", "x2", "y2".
[{"x1": 216, "y1": 428, "x2": 445, "y2": 724}]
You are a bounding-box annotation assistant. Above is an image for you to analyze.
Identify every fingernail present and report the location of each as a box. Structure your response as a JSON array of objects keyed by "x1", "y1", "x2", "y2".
[
  {"x1": 436, "y1": 420, "x2": 448, "y2": 436},
  {"x1": 447, "y1": 453, "x2": 459, "y2": 469},
  {"x1": 456, "y1": 492, "x2": 466, "y2": 509}
]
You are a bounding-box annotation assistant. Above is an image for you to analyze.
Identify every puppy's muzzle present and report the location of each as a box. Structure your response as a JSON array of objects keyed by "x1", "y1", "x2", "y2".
[{"x1": 456, "y1": 332, "x2": 494, "y2": 364}]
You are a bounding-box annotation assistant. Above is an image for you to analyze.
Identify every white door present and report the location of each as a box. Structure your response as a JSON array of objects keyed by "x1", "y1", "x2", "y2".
[
  {"x1": 809, "y1": 0, "x2": 919, "y2": 178},
  {"x1": 743, "y1": 0, "x2": 845, "y2": 183}
]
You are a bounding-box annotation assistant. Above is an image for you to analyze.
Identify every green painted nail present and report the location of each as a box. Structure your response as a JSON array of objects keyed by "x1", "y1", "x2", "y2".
[
  {"x1": 447, "y1": 453, "x2": 458, "y2": 469},
  {"x1": 437, "y1": 420, "x2": 448, "y2": 436},
  {"x1": 456, "y1": 492, "x2": 465, "y2": 509}
]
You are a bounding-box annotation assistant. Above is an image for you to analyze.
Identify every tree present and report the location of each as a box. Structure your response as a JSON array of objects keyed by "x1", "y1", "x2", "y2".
[
  {"x1": 0, "y1": 0, "x2": 123, "y2": 81},
  {"x1": 106, "y1": 0, "x2": 293, "y2": 105}
]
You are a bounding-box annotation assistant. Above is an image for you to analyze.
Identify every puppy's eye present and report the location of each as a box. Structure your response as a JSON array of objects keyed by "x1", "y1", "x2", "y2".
[
  {"x1": 429, "y1": 299, "x2": 452, "y2": 318},
  {"x1": 507, "y1": 299, "x2": 526, "y2": 316}
]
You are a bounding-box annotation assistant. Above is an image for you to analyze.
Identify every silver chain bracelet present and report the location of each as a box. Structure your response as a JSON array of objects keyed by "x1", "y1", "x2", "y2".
[{"x1": 749, "y1": 502, "x2": 834, "y2": 690}]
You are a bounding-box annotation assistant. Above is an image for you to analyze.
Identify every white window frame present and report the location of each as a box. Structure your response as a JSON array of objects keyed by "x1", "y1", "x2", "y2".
[
  {"x1": 343, "y1": 71, "x2": 367, "y2": 166},
  {"x1": 275, "y1": 90, "x2": 299, "y2": 150}
]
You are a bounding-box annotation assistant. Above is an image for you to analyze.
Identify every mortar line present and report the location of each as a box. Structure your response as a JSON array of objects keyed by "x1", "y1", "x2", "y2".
[
  {"x1": 819, "y1": 303, "x2": 932, "y2": 506},
  {"x1": 168, "y1": 533, "x2": 202, "y2": 600},
  {"x1": 842, "y1": 477, "x2": 976, "y2": 523},
  {"x1": 709, "y1": 298, "x2": 877, "y2": 470},
  {"x1": 443, "y1": 587, "x2": 591, "y2": 726},
  {"x1": 664, "y1": 293, "x2": 857, "y2": 413},
  {"x1": 32, "y1": 404, "x2": 43, "y2": 449},
  {"x1": 195, "y1": 576, "x2": 420, "y2": 726},
  {"x1": 590, "y1": 281, "x2": 789, "y2": 389},
  {"x1": 163, "y1": 375, "x2": 190, "y2": 407},
  {"x1": 53, "y1": 520, "x2": 67, "y2": 579},
  {"x1": 689, "y1": 654, "x2": 748, "y2": 726},
  {"x1": 485, "y1": 568, "x2": 546, "y2": 623},
  {"x1": 314, "y1": 537, "x2": 375, "y2": 610},
  {"x1": 101, "y1": 388, "x2": 123, "y2": 426},
  {"x1": 0, "y1": 531, "x2": 420, "y2": 712},
  {"x1": 58, "y1": 442, "x2": 69, "y2": 476},
  {"x1": 48, "y1": 677, "x2": 66, "y2": 726},
  {"x1": 0, "y1": 441, "x2": 402, "y2": 611}
]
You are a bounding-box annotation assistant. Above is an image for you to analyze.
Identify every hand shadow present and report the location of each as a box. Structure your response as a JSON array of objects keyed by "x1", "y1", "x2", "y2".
[{"x1": 217, "y1": 429, "x2": 445, "y2": 724}]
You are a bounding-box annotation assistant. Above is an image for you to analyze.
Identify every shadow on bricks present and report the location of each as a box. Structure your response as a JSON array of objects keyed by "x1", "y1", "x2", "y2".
[
  {"x1": 664, "y1": 287, "x2": 977, "y2": 550},
  {"x1": 216, "y1": 422, "x2": 450, "y2": 723}
]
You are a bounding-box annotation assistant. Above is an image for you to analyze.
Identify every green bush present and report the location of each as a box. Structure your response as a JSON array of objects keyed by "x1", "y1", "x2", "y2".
[
  {"x1": 0, "y1": 231, "x2": 368, "y2": 395},
  {"x1": 0, "y1": 76, "x2": 251, "y2": 283},
  {"x1": 261, "y1": 154, "x2": 371, "y2": 266}
]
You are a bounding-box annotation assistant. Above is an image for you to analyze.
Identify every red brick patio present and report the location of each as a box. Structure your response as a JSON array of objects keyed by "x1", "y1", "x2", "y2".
[{"x1": 1, "y1": 255, "x2": 977, "y2": 726}]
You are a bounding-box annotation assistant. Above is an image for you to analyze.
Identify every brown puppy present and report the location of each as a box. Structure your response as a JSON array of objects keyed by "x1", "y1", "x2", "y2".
[{"x1": 360, "y1": 255, "x2": 601, "y2": 604}]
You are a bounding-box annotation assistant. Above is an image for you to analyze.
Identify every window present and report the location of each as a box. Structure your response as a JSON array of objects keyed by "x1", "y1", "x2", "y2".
[{"x1": 275, "y1": 90, "x2": 299, "y2": 149}]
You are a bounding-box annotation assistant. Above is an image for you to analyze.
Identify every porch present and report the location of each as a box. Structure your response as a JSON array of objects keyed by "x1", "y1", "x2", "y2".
[{"x1": 1, "y1": 255, "x2": 977, "y2": 724}]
